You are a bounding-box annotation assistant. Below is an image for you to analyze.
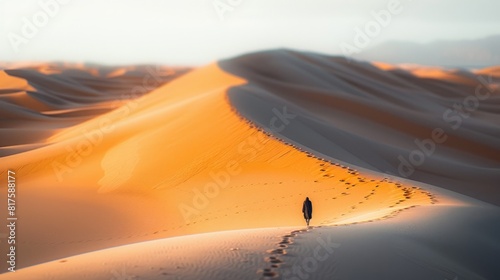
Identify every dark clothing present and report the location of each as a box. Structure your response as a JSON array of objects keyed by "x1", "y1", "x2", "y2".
[{"x1": 302, "y1": 199, "x2": 313, "y2": 220}]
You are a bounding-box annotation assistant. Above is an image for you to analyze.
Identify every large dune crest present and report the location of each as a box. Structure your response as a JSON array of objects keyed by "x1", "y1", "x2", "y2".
[{"x1": 220, "y1": 49, "x2": 500, "y2": 205}]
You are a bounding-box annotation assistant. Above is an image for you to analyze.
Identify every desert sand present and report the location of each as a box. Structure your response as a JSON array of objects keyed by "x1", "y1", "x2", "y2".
[{"x1": 0, "y1": 50, "x2": 499, "y2": 279}]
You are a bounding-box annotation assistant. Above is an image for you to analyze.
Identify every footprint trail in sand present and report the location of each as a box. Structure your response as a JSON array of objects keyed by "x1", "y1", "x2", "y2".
[{"x1": 259, "y1": 227, "x2": 314, "y2": 279}]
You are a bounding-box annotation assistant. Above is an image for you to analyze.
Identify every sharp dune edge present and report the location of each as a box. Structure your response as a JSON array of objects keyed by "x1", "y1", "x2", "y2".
[{"x1": 0, "y1": 50, "x2": 499, "y2": 279}]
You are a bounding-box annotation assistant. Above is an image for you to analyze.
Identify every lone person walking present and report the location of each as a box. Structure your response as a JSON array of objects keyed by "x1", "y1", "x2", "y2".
[{"x1": 302, "y1": 197, "x2": 313, "y2": 226}]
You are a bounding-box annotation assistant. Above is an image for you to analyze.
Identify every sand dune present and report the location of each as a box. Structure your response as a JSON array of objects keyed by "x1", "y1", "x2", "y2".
[
  {"x1": 220, "y1": 50, "x2": 500, "y2": 205},
  {"x1": 0, "y1": 51, "x2": 499, "y2": 279},
  {"x1": 0, "y1": 63, "x2": 189, "y2": 156}
]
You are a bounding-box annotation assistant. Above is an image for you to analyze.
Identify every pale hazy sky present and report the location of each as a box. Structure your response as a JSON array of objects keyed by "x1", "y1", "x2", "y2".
[{"x1": 1, "y1": 0, "x2": 499, "y2": 65}]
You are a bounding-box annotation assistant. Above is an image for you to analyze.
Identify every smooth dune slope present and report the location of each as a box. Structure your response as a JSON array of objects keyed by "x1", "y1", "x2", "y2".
[
  {"x1": 0, "y1": 62, "x2": 433, "y2": 271},
  {"x1": 0, "y1": 227, "x2": 293, "y2": 280},
  {"x1": 220, "y1": 50, "x2": 500, "y2": 205}
]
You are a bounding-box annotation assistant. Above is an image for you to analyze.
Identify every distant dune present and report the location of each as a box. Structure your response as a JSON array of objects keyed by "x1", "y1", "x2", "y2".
[
  {"x1": 0, "y1": 63, "x2": 190, "y2": 156},
  {"x1": 0, "y1": 51, "x2": 499, "y2": 279},
  {"x1": 354, "y1": 35, "x2": 500, "y2": 68}
]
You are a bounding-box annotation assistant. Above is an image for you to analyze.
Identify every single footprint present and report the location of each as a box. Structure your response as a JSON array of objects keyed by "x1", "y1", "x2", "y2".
[
  {"x1": 265, "y1": 256, "x2": 283, "y2": 264},
  {"x1": 267, "y1": 248, "x2": 287, "y2": 255},
  {"x1": 260, "y1": 268, "x2": 279, "y2": 278}
]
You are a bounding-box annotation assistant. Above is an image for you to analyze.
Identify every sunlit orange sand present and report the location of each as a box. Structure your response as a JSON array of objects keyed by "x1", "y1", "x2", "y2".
[{"x1": 0, "y1": 62, "x2": 434, "y2": 271}]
